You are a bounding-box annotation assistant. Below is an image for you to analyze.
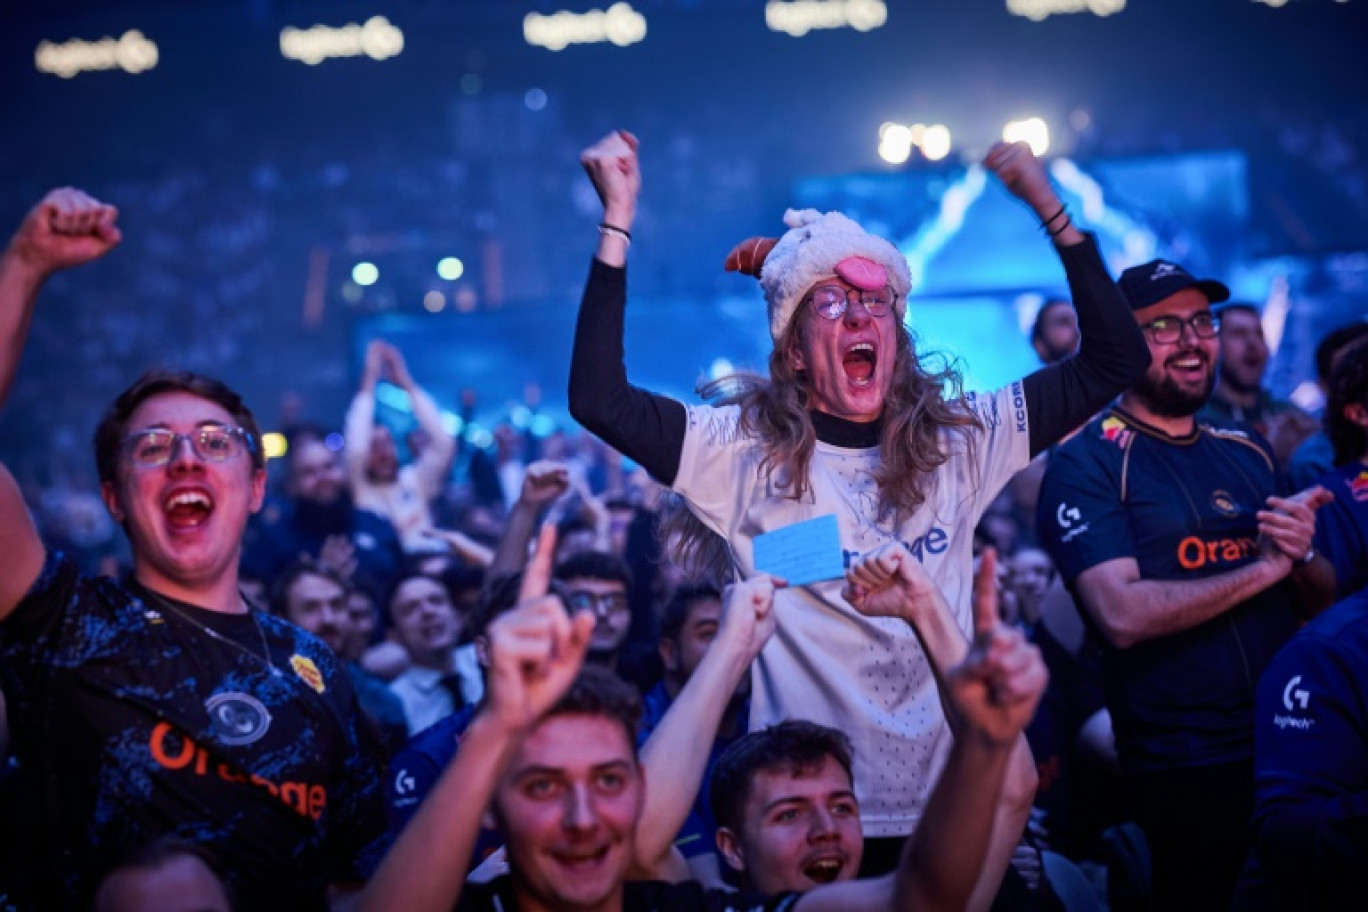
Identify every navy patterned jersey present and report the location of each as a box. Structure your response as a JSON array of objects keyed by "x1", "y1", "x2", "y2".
[{"x1": 0, "y1": 551, "x2": 391, "y2": 910}]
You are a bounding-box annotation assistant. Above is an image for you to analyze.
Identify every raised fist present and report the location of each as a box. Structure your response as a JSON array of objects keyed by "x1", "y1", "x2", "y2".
[{"x1": 8, "y1": 187, "x2": 121, "y2": 277}]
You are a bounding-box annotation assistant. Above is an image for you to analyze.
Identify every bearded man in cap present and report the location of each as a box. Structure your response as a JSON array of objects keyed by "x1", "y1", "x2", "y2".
[
  {"x1": 570, "y1": 130, "x2": 1147, "y2": 905},
  {"x1": 1036, "y1": 257, "x2": 1336, "y2": 910}
]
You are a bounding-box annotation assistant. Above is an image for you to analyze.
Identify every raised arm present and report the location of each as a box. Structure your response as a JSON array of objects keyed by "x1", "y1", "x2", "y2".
[
  {"x1": 634, "y1": 575, "x2": 779, "y2": 876},
  {"x1": 357, "y1": 526, "x2": 595, "y2": 912},
  {"x1": 489, "y1": 460, "x2": 571, "y2": 578},
  {"x1": 386, "y1": 345, "x2": 456, "y2": 498},
  {"x1": 799, "y1": 551, "x2": 1048, "y2": 912},
  {"x1": 982, "y1": 142, "x2": 1149, "y2": 456},
  {"x1": 568, "y1": 131, "x2": 688, "y2": 485},
  {"x1": 0, "y1": 188, "x2": 121, "y2": 621},
  {"x1": 344, "y1": 340, "x2": 386, "y2": 488},
  {"x1": 844, "y1": 544, "x2": 1037, "y2": 911}
]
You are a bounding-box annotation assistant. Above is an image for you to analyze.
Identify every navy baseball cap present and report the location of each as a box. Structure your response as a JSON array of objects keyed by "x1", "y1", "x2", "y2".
[{"x1": 1117, "y1": 259, "x2": 1230, "y2": 312}]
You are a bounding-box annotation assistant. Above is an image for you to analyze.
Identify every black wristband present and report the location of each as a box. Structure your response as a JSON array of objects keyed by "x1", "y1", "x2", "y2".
[{"x1": 598, "y1": 223, "x2": 632, "y2": 243}]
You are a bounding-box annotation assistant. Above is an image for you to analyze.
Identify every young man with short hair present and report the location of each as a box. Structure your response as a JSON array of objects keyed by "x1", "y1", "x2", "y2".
[{"x1": 709, "y1": 720, "x2": 863, "y2": 894}]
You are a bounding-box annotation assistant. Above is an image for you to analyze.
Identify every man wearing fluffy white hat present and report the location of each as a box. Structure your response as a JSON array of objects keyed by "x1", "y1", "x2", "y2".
[{"x1": 571, "y1": 130, "x2": 1146, "y2": 905}]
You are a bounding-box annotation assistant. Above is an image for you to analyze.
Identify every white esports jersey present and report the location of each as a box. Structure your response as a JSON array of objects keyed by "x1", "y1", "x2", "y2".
[{"x1": 672, "y1": 382, "x2": 1030, "y2": 836}]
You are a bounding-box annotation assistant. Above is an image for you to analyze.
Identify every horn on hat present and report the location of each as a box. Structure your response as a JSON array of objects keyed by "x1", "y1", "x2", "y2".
[{"x1": 724, "y1": 237, "x2": 779, "y2": 279}]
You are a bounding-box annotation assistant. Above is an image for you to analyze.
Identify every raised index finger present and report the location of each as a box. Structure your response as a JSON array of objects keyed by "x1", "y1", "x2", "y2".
[
  {"x1": 972, "y1": 548, "x2": 1000, "y2": 638},
  {"x1": 519, "y1": 524, "x2": 558, "y2": 604}
]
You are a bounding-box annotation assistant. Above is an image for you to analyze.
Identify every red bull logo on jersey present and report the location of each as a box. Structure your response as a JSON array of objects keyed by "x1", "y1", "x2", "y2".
[
  {"x1": 1100, "y1": 416, "x2": 1132, "y2": 448},
  {"x1": 1177, "y1": 534, "x2": 1258, "y2": 570},
  {"x1": 1348, "y1": 471, "x2": 1368, "y2": 503}
]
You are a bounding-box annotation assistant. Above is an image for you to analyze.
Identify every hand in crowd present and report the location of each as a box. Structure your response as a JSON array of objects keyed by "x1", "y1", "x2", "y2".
[
  {"x1": 384, "y1": 343, "x2": 416, "y2": 391},
  {"x1": 580, "y1": 129, "x2": 641, "y2": 226},
  {"x1": 7, "y1": 187, "x2": 122, "y2": 278},
  {"x1": 362, "y1": 339, "x2": 389, "y2": 388},
  {"x1": 716, "y1": 573, "x2": 782, "y2": 664},
  {"x1": 518, "y1": 460, "x2": 571, "y2": 510},
  {"x1": 946, "y1": 549, "x2": 1048, "y2": 747},
  {"x1": 484, "y1": 525, "x2": 595, "y2": 733},
  {"x1": 843, "y1": 541, "x2": 940, "y2": 623},
  {"x1": 983, "y1": 141, "x2": 1055, "y2": 210},
  {"x1": 421, "y1": 527, "x2": 494, "y2": 567},
  {"x1": 1264, "y1": 409, "x2": 1319, "y2": 469},
  {"x1": 1257, "y1": 485, "x2": 1333, "y2": 571},
  {"x1": 317, "y1": 534, "x2": 358, "y2": 581}
]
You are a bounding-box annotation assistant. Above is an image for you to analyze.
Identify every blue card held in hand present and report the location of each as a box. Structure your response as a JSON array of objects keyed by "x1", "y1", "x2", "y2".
[{"x1": 753, "y1": 515, "x2": 845, "y2": 586}]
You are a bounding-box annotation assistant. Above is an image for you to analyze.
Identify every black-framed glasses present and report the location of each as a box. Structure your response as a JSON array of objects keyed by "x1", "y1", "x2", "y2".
[
  {"x1": 565, "y1": 591, "x2": 630, "y2": 615},
  {"x1": 121, "y1": 425, "x2": 254, "y2": 467},
  {"x1": 804, "y1": 284, "x2": 896, "y2": 321},
  {"x1": 1140, "y1": 313, "x2": 1220, "y2": 344}
]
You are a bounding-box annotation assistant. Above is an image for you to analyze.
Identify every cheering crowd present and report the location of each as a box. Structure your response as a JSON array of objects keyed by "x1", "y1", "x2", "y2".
[{"x1": 1, "y1": 132, "x2": 1366, "y2": 912}]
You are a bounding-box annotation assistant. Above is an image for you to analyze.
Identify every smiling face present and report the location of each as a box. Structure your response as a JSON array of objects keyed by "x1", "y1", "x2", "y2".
[
  {"x1": 718, "y1": 754, "x2": 863, "y2": 894},
  {"x1": 787, "y1": 278, "x2": 900, "y2": 423},
  {"x1": 1129, "y1": 288, "x2": 1220, "y2": 420},
  {"x1": 100, "y1": 391, "x2": 265, "y2": 598},
  {"x1": 493, "y1": 714, "x2": 643, "y2": 912}
]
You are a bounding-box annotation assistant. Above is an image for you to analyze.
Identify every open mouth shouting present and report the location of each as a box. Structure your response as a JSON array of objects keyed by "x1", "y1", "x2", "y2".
[
  {"x1": 164, "y1": 487, "x2": 214, "y2": 531},
  {"x1": 801, "y1": 852, "x2": 849, "y2": 885},
  {"x1": 842, "y1": 342, "x2": 877, "y2": 387}
]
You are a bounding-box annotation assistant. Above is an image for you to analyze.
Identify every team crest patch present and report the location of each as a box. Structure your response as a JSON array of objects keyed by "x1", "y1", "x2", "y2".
[
  {"x1": 206, "y1": 692, "x2": 272, "y2": 746},
  {"x1": 1100, "y1": 416, "x2": 1131, "y2": 447},
  {"x1": 1349, "y1": 471, "x2": 1368, "y2": 503},
  {"x1": 290, "y1": 655, "x2": 326, "y2": 694},
  {"x1": 1210, "y1": 489, "x2": 1240, "y2": 517}
]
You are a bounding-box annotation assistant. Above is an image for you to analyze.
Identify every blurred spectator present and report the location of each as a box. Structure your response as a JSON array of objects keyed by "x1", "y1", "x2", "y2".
[
  {"x1": 1289, "y1": 321, "x2": 1368, "y2": 488},
  {"x1": 1311, "y1": 335, "x2": 1368, "y2": 598},
  {"x1": 271, "y1": 560, "x2": 407, "y2": 753},
  {"x1": 244, "y1": 431, "x2": 405, "y2": 600},
  {"x1": 1201, "y1": 303, "x2": 1317, "y2": 467},
  {"x1": 1007, "y1": 546, "x2": 1055, "y2": 631},
  {"x1": 553, "y1": 550, "x2": 636, "y2": 685},
  {"x1": 345, "y1": 341, "x2": 455, "y2": 552},
  {"x1": 385, "y1": 571, "x2": 479, "y2": 735},
  {"x1": 1031, "y1": 298, "x2": 1081, "y2": 365}
]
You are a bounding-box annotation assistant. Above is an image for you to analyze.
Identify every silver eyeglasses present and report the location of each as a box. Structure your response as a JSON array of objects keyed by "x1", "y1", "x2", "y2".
[
  {"x1": 121, "y1": 425, "x2": 254, "y2": 467},
  {"x1": 804, "y1": 284, "x2": 896, "y2": 321}
]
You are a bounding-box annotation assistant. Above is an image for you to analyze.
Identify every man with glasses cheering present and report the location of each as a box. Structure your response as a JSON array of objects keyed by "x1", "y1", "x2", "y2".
[
  {"x1": 0, "y1": 189, "x2": 389, "y2": 910},
  {"x1": 1037, "y1": 258, "x2": 1336, "y2": 910}
]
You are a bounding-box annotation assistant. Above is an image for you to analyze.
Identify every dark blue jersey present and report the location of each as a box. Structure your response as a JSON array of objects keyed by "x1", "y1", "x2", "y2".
[
  {"x1": 1038, "y1": 408, "x2": 1300, "y2": 772},
  {"x1": 0, "y1": 552, "x2": 391, "y2": 911},
  {"x1": 1311, "y1": 459, "x2": 1368, "y2": 599},
  {"x1": 1232, "y1": 590, "x2": 1368, "y2": 911}
]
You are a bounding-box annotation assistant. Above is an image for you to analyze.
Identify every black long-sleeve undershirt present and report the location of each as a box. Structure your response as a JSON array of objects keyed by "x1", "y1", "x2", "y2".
[{"x1": 568, "y1": 234, "x2": 1148, "y2": 487}]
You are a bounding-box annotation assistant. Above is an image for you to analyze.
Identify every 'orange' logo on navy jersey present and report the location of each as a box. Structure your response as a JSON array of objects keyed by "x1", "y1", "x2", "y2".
[{"x1": 1177, "y1": 535, "x2": 1258, "y2": 570}]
